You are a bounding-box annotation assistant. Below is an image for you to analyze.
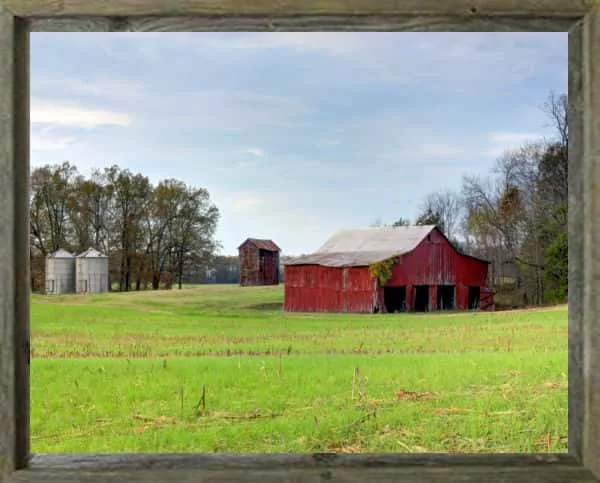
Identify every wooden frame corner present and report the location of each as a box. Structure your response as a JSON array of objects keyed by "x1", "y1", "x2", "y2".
[{"x1": 0, "y1": 1, "x2": 598, "y2": 482}]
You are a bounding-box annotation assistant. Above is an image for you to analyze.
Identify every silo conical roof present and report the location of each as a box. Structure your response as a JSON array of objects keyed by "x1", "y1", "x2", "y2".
[
  {"x1": 47, "y1": 249, "x2": 75, "y2": 259},
  {"x1": 77, "y1": 247, "x2": 108, "y2": 258}
]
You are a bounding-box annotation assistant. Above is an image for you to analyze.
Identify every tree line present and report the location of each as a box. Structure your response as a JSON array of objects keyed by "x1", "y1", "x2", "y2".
[
  {"x1": 30, "y1": 163, "x2": 220, "y2": 292},
  {"x1": 373, "y1": 92, "x2": 568, "y2": 308}
]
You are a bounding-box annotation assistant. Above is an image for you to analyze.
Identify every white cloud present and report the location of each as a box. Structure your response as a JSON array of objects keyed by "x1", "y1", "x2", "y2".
[
  {"x1": 231, "y1": 195, "x2": 261, "y2": 213},
  {"x1": 34, "y1": 78, "x2": 145, "y2": 100},
  {"x1": 31, "y1": 99, "x2": 132, "y2": 128},
  {"x1": 30, "y1": 126, "x2": 77, "y2": 152},
  {"x1": 483, "y1": 131, "x2": 544, "y2": 157},
  {"x1": 489, "y1": 131, "x2": 541, "y2": 144},
  {"x1": 209, "y1": 33, "x2": 361, "y2": 56},
  {"x1": 244, "y1": 147, "x2": 265, "y2": 157},
  {"x1": 415, "y1": 143, "x2": 465, "y2": 158},
  {"x1": 144, "y1": 89, "x2": 310, "y2": 132}
]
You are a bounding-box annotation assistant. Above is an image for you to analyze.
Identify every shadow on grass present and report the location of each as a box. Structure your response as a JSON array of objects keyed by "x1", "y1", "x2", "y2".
[{"x1": 244, "y1": 302, "x2": 284, "y2": 311}]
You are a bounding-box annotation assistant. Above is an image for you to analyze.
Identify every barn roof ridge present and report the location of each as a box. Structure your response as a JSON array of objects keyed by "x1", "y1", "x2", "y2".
[{"x1": 238, "y1": 238, "x2": 281, "y2": 252}]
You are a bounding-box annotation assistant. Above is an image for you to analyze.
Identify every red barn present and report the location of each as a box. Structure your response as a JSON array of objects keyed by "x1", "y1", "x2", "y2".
[
  {"x1": 284, "y1": 225, "x2": 493, "y2": 313},
  {"x1": 238, "y1": 238, "x2": 281, "y2": 287}
]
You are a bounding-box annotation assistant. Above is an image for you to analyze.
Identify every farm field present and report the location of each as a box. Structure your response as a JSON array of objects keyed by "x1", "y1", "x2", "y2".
[{"x1": 31, "y1": 285, "x2": 567, "y2": 454}]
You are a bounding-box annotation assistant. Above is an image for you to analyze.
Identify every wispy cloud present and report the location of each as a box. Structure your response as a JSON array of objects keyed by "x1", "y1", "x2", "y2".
[
  {"x1": 244, "y1": 147, "x2": 265, "y2": 157},
  {"x1": 231, "y1": 194, "x2": 261, "y2": 213},
  {"x1": 31, "y1": 126, "x2": 78, "y2": 152},
  {"x1": 31, "y1": 99, "x2": 132, "y2": 128},
  {"x1": 484, "y1": 131, "x2": 544, "y2": 157},
  {"x1": 489, "y1": 131, "x2": 542, "y2": 144},
  {"x1": 415, "y1": 143, "x2": 465, "y2": 158},
  {"x1": 34, "y1": 78, "x2": 145, "y2": 100},
  {"x1": 207, "y1": 33, "x2": 362, "y2": 56},
  {"x1": 142, "y1": 89, "x2": 310, "y2": 133}
]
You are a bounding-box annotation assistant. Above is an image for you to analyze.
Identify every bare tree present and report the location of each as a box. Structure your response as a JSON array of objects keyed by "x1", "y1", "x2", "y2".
[{"x1": 417, "y1": 189, "x2": 462, "y2": 240}]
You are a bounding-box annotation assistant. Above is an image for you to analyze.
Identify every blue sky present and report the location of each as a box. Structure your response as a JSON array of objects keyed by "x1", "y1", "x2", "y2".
[{"x1": 30, "y1": 32, "x2": 567, "y2": 256}]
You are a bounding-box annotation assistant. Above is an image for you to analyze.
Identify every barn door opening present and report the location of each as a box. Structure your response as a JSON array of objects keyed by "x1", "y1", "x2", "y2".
[
  {"x1": 437, "y1": 285, "x2": 455, "y2": 310},
  {"x1": 468, "y1": 286, "x2": 481, "y2": 309},
  {"x1": 413, "y1": 285, "x2": 429, "y2": 312},
  {"x1": 383, "y1": 286, "x2": 406, "y2": 313},
  {"x1": 258, "y1": 249, "x2": 267, "y2": 284}
]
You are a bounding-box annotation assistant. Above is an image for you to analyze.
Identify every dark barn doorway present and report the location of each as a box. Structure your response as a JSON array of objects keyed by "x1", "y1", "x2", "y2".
[
  {"x1": 468, "y1": 286, "x2": 481, "y2": 309},
  {"x1": 437, "y1": 285, "x2": 456, "y2": 310},
  {"x1": 383, "y1": 286, "x2": 406, "y2": 313},
  {"x1": 413, "y1": 285, "x2": 429, "y2": 312}
]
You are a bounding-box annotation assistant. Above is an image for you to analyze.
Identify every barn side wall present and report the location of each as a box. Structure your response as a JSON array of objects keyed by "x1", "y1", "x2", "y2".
[
  {"x1": 284, "y1": 265, "x2": 374, "y2": 313},
  {"x1": 239, "y1": 243, "x2": 260, "y2": 286}
]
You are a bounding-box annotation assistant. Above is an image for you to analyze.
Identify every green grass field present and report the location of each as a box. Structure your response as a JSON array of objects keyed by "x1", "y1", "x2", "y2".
[{"x1": 31, "y1": 285, "x2": 567, "y2": 454}]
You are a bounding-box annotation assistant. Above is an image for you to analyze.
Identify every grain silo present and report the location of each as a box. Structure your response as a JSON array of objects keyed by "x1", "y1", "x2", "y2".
[
  {"x1": 45, "y1": 249, "x2": 76, "y2": 294},
  {"x1": 76, "y1": 248, "x2": 109, "y2": 293}
]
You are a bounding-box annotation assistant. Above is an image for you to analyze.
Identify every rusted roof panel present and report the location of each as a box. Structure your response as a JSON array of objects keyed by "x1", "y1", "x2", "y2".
[
  {"x1": 239, "y1": 238, "x2": 281, "y2": 252},
  {"x1": 285, "y1": 250, "x2": 404, "y2": 267}
]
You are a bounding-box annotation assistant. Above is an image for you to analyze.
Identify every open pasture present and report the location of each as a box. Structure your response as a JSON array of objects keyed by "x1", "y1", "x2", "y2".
[{"x1": 31, "y1": 285, "x2": 567, "y2": 453}]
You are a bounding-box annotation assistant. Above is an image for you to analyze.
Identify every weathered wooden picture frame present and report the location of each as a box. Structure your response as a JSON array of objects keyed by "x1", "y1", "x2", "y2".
[{"x1": 0, "y1": 1, "x2": 598, "y2": 482}]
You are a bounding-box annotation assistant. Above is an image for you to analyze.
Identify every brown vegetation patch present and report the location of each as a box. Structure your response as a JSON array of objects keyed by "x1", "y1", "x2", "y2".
[
  {"x1": 533, "y1": 381, "x2": 566, "y2": 391},
  {"x1": 395, "y1": 389, "x2": 435, "y2": 401},
  {"x1": 327, "y1": 442, "x2": 362, "y2": 453}
]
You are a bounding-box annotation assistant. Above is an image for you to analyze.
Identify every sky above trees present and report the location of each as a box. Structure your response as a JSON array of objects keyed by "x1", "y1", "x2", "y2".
[{"x1": 30, "y1": 32, "x2": 567, "y2": 255}]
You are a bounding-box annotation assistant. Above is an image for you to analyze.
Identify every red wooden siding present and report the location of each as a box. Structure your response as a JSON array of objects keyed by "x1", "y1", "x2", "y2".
[
  {"x1": 239, "y1": 240, "x2": 280, "y2": 286},
  {"x1": 284, "y1": 228, "x2": 492, "y2": 313},
  {"x1": 284, "y1": 265, "x2": 374, "y2": 313}
]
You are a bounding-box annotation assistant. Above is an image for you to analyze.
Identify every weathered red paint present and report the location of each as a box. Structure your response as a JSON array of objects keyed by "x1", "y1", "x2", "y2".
[
  {"x1": 239, "y1": 238, "x2": 280, "y2": 287},
  {"x1": 285, "y1": 265, "x2": 374, "y2": 312},
  {"x1": 284, "y1": 228, "x2": 493, "y2": 313}
]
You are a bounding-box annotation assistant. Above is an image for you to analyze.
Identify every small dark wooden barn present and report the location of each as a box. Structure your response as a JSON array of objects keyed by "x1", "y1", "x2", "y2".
[
  {"x1": 238, "y1": 238, "x2": 281, "y2": 287},
  {"x1": 284, "y1": 225, "x2": 493, "y2": 313}
]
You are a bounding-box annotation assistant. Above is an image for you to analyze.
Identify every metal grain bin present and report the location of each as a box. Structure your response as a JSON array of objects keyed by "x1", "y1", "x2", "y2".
[
  {"x1": 76, "y1": 248, "x2": 109, "y2": 293},
  {"x1": 45, "y1": 249, "x2": 76, "y2": 294}
]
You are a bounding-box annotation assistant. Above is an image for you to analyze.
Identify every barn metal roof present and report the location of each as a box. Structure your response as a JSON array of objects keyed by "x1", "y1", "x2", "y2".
[
  {"x1": 77, "y1": 247, "x2": 108, "y2": 258},
  {"x1": 239, "y1": 238, "x2": 281, "y2": 252},
  {"x1": 285, "y1": 225, "x2": 436, "y2": 267},
  {"x1": 318, "y1": 225, "x2": 436, "y2": 254},
  {"x1": 285, "y1": 225, "x2": 489, "y2": 267},
  {"x1": 47, "y1": 249, "x2": 74, "y2": 259}
]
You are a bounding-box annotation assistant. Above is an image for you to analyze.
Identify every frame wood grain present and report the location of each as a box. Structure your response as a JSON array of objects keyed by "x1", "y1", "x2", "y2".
[
  {"x1": 0, "y1": 1, "x2": 598, "y2": 482},
  {"x1": 2, "y1": 0, "x2": 594, "y2": 18}
]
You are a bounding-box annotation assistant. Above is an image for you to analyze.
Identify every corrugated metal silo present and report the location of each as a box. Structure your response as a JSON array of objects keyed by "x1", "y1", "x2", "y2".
[
  {"x1": 45, "y1": 249, "x2": 76, "y2": 294},
  {"x1": 76, "y1": 248, "x2": 109, "y2": 293}
]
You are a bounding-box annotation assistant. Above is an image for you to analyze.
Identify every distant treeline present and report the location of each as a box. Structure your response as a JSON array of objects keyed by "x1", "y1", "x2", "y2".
[
  {"x1": 183, "y1": 255, "x2": 288, "y2": 285},
  {"x1": 30, "y1": 164, "x2": 220, "y2": 292}
]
